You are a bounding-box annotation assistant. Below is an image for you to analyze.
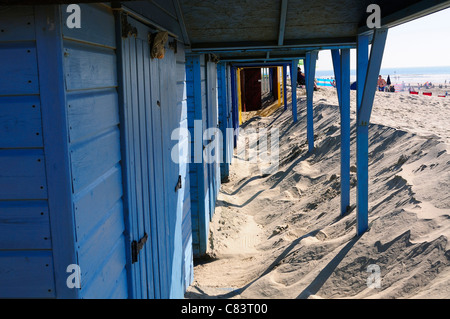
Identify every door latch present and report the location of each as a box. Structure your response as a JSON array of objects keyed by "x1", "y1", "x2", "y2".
[
  {"x1": 131, "y1": 232, "x2": 148, "y2": 264},
  {"x1": 175, "y1": 175, "x2": 182, "y2": 192}
]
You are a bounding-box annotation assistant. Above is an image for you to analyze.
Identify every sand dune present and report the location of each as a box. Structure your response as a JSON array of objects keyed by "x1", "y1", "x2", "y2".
[{"x1": 185, "y1": 87, "x2": 450, "y2": 299}]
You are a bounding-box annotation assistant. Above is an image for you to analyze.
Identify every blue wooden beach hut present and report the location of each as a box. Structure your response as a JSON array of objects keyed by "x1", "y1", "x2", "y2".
[{"x1": 1, "y1": 0, "x2": 449, "y2": 299}]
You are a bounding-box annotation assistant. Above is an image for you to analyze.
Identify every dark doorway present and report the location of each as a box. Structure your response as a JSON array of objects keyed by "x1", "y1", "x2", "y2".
[{"x1": 242, "y1": 68, "x2": 262, "y2": 111}]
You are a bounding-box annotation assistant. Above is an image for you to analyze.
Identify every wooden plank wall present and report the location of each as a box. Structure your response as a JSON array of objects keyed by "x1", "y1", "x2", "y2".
[
  {"x1": 0, "y1": 6, "x2": 56, "y2": 298},
  {"x1": 61, "y1": 3, "x2": 128, "y2": 299}
]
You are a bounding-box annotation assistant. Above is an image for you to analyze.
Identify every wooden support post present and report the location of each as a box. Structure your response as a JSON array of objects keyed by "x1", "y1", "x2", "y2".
[
  {"x1": 283, "y1": 64, "x2": 288, "y2": 110},
  {"x1": 290, "y1": 59, "x2": 298, "y2": 122},
  {"x1": 340, "y1": 49, "x2": 351, "y2": 216},
  {"x1": 332, "y1": 48, "x2": 351, "y2": 216},
  {"x1": 305, "y1": 51, "x2": 318, "y2": 152},
  {"x1": 356, "y1": 29, "x2": 388, "y2": 236},
  {"x1": 331, "y1": 49, "x2": 342, "y2": 107},
  {"x1": 218, "y1": 63, "x2": 230, "y2": 181},
  {"x1": 230, "y1": 67, "x2": 239, "y2": 147}
]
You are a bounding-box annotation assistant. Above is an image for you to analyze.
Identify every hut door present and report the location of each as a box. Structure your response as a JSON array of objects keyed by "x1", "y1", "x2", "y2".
[
  {"x1": 205, "y1": 59, "x2": 219, "y2": 220},
  {"x1": 119, "y1": 15, "x2": 164, "y2": 299},
  {"x1": 243, "y1": 68, "x2": 262, "y2": 111}
]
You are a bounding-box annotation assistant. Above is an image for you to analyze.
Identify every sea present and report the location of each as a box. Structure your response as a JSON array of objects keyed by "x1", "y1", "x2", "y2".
[{"x1": 315, "y1": 66, "x2": 450, "y2": 86}]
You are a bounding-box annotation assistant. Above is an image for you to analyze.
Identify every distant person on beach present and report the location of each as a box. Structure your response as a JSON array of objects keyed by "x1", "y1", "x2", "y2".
[
  {"x1": 297, "y1": 67, "x2": 306, "y2": 86},
  {"x1": 297, "y1": 67, "x2": 318, "y2": 90},
  {"x1": 378, "y1": 75, "x2": 387, "y2": 91}
]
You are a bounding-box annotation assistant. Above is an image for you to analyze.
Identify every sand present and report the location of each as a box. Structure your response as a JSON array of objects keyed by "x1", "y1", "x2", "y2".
[{"x1": 185, "y1": 87, "x2": 450, "y2": 299}]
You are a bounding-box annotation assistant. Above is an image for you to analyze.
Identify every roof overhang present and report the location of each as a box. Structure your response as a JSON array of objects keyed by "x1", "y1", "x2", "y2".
[{"x1": 2, "y1": 0, "x2": 450, "y2": 63}]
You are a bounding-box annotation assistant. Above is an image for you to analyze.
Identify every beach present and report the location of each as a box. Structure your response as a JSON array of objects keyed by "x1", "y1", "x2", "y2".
[{"x1": 185, "y1": 86, "x2": 450, "y2": 299}]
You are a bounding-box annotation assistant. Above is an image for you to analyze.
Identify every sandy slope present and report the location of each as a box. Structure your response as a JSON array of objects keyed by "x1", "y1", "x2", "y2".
[{"x1": 185, "y1": 87, "x2": 450, "y2": 299}]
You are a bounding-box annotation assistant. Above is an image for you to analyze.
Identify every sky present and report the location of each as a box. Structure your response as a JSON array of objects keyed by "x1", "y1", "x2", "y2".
[{"x1": 315, "y1": 7, "x2": 450, "y2": 71}]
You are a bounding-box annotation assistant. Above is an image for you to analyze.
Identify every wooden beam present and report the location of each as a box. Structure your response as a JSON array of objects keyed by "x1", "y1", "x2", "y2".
[
  {"x1": 358, "y1": 0, "x2": 450, "y2": 35},
  {"x1": 278, "y1": 0, "x2": 289, "y2": 46},
  {"x1": 190, "y1": 37, "x2": 357, "y2": 52},
  {"x1": 172, "y1": 0, "x2": 191, "y2": 46},
  {"x1": 221, "y1": 55, "x2": 305, "y2": 63},
  {"x1": 358, "y1": 28, "x2": 388, "y2": 125}
]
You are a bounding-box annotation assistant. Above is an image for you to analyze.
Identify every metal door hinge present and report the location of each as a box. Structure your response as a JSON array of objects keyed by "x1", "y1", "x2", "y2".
[
  {"x1": 175, "y1": 175, "x2": 182, "y2": 192},
  {"x1": 131, "y1": 232, "x2": 148, "y2": 264}
]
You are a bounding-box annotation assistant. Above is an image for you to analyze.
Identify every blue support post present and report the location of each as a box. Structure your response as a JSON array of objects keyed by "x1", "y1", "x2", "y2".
[
  {"x1": 339, "y1": 49, "x2": 351, "y2": 216},
  {"x1": 331, "y1": 49, "x2": 342, "y2": 106},
  {"x1": 230, "y1": 67, "x2": 239, "y2": 148},
  {"x1": 283, "y1": 64, "x2": 288, "y2": 110},
  {"x1": 290, "y1": 59, "x2": 298, "y2": 122},
  {"x1": 356, "y1": 29, "x2": 388, "y2": 236},
  {"x1": 305, "y1": 51, "x2": 318, "y2": 152},
  {"x1": 217, "y1": 63, "x2": 230, "y2": 181},
  {"x1": 331, "y1": 49, "x2": 351, "y2": 216}
]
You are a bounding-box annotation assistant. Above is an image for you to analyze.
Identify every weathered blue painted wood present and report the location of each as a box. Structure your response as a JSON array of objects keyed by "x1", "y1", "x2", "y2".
[
  {"x1": 358, "y1": 29, "x2": 389, "y2": 125},
  {"x1": 186, "y1": 55, "x2": 210, "y2": 257},
  {"x1": 0, "y1": 42, "x2": 39, "y2": 95},
  {"x1": 290, "y1": 60, "x2": 298, "y2": 123},
  {"x1": 113, "y1": 10, "x2": 139, "y2": 299},
  {"x1": 0, "y1": 96, "x2": 43, "y2": 148},
  {"x1": 158, "y1": 43, "x2": 186, "y2": 299},
  {"x1": 0, "y1": 201, "x2": 51, "y2": 250},
  {"x1": 136, "y1": 36, "x2": 151, "y2": 300},
  {"x1": 70, "y1": 128, "x2": 122, "y2": 193},
  {"x1": 305, "y1": 52, "x2": 318, "y2": 152},
  {"x1": 59, "y1": 3, "x2": 128, "y2": 299},
  {"x1": 80, "y1": 233, "x2": 127, "y2": 299},
  {"x1": 34, "y1": 5, "x2": 78, "y2": 299},
  {"x1": 109, "y1": 268, "x2": 129, "y2": 299},
  {"x1": 148, "y1": 47, "x2": 168, "y2": 299},
  {"x1": 0, "y1": 6, "x2": 35, "y2": 42},
  {"x1": 205, "y1": 59, "x2": 220, "y2": 221},
  {"x1": 0, "y1": 42, "x2": 39, "y2": 96},
  {"x1": 63, "y1": 41, "x2": 117, "y2": 91},
  {"x1": 230, "y1": 67, "x2": 239, "y2": 147},
  {"x1": 0, "y1": 149, "x2": 47, "y2": 200},
  {"x1": 340, "y1": 49, "x2": 351, "y2": 216},
  {"x1": 356, "y1": 30, "x2": 388, "y2": 236},
  {"x1": 175, "y1": 44, "x2": 194, "y2": 294},
  {"x1": 73, "y1": 165, "x2": 123, "y2": 243},
  {"x1": 118, "y1": 21, "x2": 140, "y2": 299},
  {"x1": 283, "y1": 64, "x2": 288, "y2": 110},
  {"x1": 0, "y1": 250, "x2": 55, "y2": 298},
  {"x1": 226, "y1": 65, "x2": 234, "y2": 163},
  {"x1": 119, "y1": 19, "x2": 152, "y2": 299},
  {"x1": 218, "y1": 62, "x2": 230, "y2": 181},
  {"x1": 77, "y1": 201, "x2": 125, "y2": 290},
  {"x1": 357, "y1": 35, "x2": 369, "y2": 113},
  {"x1": 61, "y1": 3, "x2": 116, "y2": 48},
  {"x1": 356, "y1": 34, "x2": 369, "y2": 237},
  {"x1": 331, "y1": 49, "x2": 342, "y2": 107},
  {"x1": 66, "y1": 89, "x2": 120, "y2": 144}
]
